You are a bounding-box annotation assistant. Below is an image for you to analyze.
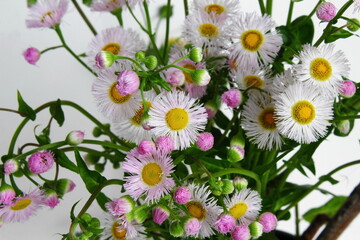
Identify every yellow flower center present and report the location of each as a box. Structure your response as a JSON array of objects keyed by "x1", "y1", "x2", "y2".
[
  {"x1": 10, "y1": 198, "x2": 32, "y2": 211},
  {"x1": 241, "y1": 30, "x2": 264, "y2": 52},
  {"x1": 182, "y1": 64, "x2": 196, "y2": 84},
  {"x1": 40, "y1": 11, "x2": 53, "y2": 23},
  {"x1": 141, "y1": 162, "x2": 163, "y2": 186},
  {"x1": 205, "y1": 4, "x2": 225, "y2": 15},
  {"x1": 131, "y1": 101, "x2": 152, "y2": 126},
  {"x1": 102, "y1": 42, "x2": 121, "y2": 55},
  {"x1": 259, "y1": 107, "x2": 277, "y2": 130},
  {"x1": 292, "y1": 100, "x2": 316, "y2": 125},
  {"x1": 108, "y1": 82, "x2": 132, "y2": 104},
  {"x1": 186, "y1": 201, "x2": 207, "y2": 221},
  {"x1": 166, "y1": 108, "x2": 189, "y2": 131},
  {"x1": 310, "y1": 58, "x2": 332, "y2": 81},
  {"x1": 229, "y1": 202, "x2": 248, "y2": 219},
  {"x1": 244, "y1": 75, "x2": 264, "y2": 89},
  {"x1": 198, "y1": 23, "x2": 220, "y2": 39},
  {"x1": 112, "y1": 222, "x2": 127, "y2": 240}
]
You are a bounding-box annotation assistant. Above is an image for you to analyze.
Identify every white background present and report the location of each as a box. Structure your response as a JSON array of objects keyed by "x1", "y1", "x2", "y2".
[{"x1": 0, "y1": 0, "x2": 359, "y2": 239}]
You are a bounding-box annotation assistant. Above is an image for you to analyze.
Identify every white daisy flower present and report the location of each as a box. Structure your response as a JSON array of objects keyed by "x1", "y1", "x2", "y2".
[
  {"x1": 269, "y1": 69, "x2": 296, "y2": 96},
  {"x1": 112, "y1": 90, "x2": 157, "y2": 144},
  {"x1": 229, "y1": 12, "x2": 283, "y2": 70},
  {"x1": 183, "y1": 10, "x2": 230, "y2": 49},
  {"x1": 230, "y1": 67, "x2": 270, "y2": 91},
  {"x1": 224, "y1": 188, "x2": 262, "y2": 225},
  {"x1": 92, "y1": 65, "x2": 141, "y2": 122},
  {"x1": 102, "y1": 213, "x2": 146, "y2": 240},
  {"x1": 354, "y1": 0, "x2": 360, "y2": 13},
  {"x1": 294, "y1": 43, "x2": 350, "y2": 99},
  {"x1": 192, "y1": 0, "x2": 241, "y2": 19},
  {"x1": 148, "y1": 90, "x2": 208, "y2": 150},
  {"x1": 242, "y1": 94, "x2": 283, "y2": 150},
  {"x1": 274, "y1": 82, "x2": 333, "y2": 144},
  {"x1": 185, "y1": 183, "x2": 222, "y2": 238},
  {"x1": 87, "y1": 27, "x2": 145, "y2": 71}
]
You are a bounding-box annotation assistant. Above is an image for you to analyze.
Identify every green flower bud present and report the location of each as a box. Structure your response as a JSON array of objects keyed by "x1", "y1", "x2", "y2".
[
  {"x1": 347, "y1": 18, "x2": 360, "y2": 32},
  {"x1": 81, "y1": 213, "x2": 92, "y2": 223},
  {"x1": 135, "y1": 51, "x2": 146, "y2": 61},
  {"x1": 169, "y1": 221, "x2": 184, "y2": 237},
  {"x1": 221, "y1": 179, "x2": 234, "y2": 195},
  {"x1": 191, "y1": 69, "x2": 211, "y2": 86},
  {"x1": 134, "y1": 204, "x2": 150, "y2": 223},
  {"x1": 227, "y1": 145, "x2": 245, "y2": 162},
  {"x1": 189, "y1": 47, "x2": 203, "y2": 62},
  {"x1": 230, "y1": 130, "x2": 246, "y2": 147},
  {"x1": 144, "y1": 56, "x2": 158, "y2": 70},
  {"x1": 66, "y1": 130, "x2": 84, "y2": 145},
  {"x1": 234, "y1": 177, "x2": 248, "y2": 191},
  {"x1": 249, "y1": 221, "x2": 263, "y2": 239},
  {"x1": 84, "y1": 153, "x2": 101, "y2": 165},
  {"x1": 92, "y1": 126, "x2": 102, "y2": 137},
  {"x1": 335, "y1": 120, "x2": 350, "y2": 135},
  {"x1": 95, "y1": 51, "x2": 117, "y2": 69}
]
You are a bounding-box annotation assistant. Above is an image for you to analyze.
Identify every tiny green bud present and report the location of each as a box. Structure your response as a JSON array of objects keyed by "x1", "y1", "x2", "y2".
[
  {"x1": 94, "y1": 163, "x2": 105, "y2": 173},
  {"x1": 95, "y1": 51, "x2": 117, "y2": 69},
  {"x1": 347, "y1": 18, "x2": 360, "y2": 32},
  {"x1": 66, "y1": 130, "x2": 84, "y2": 145},
  {"x1": 81, "y1": 213, "x2": 92, "y2": 223},
  {"x1": 90, "y1": 218, "x2": 101, "y2": 228},
  {"x1": 92, "y1": 126, "x2": 102, "y2": 137},
  {"x1": 84, "y1": 153, "x2": 101, "y2": 165},
  {"x1": 169, "y1": 221, "x2": 185, "y2": 237},
  {"x1": 144, "y1": 56, "x2": 158, "y2": 70},
  {"x1": 189, "y1": 47, "x2": 203, "y2": 62},
  {"x1": 134, "y1": 204, "x2": 150, "y2": 223},
  {"x1": 135, "y1": 51, "x2": 146, "y2": 61},
  {"x1": 230, "y1": 130, "x2": 246, "y2": 147},
  {"x1": 249, "y1": 221, "x2": 263, "y2": 239},
  {"x1": 234, "y1": 177, "x2": 248, "y2": 191},
  {"x1": 221, "y1": 179, "x2": 234, "y2": 195},
  {"x1": 212, "y1": 189, "x2": 222, "y2": 196},
  {"x1": 227, "y1": 145, "x2": 245, "y2": 162},
  {"x1": 191, "y1": 69, "x2": 211, "y2": 86},
  {"x1": 335, "y1": 120, "x2": 351, "y2": 135}
]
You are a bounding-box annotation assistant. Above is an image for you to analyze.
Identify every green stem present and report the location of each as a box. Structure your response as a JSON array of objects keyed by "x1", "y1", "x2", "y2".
[
  {"x1": 0, "y1": 108, "x2": 27, "y2": 116},
  {"x1": 68, "y1": 179, "x2": 123, "y2": 240},
  {"x1": 60, "y1": 146, "x2": 117, "y2": 160},
  {"x1": 183, "y1": 0, "x2": 189, "y2": 16},
  {"x1": 261, "y1": 149, "x2": 277, "y2": 196},
  {"x1": 340, "y1": 16, "x2": 360, "y2": 28},
  {"x1": 14, "y1": 141, "x2": 67, "y2": 161},
  {"x1": 213, "y1": 168, "x2": 262, "y2": 193},
  {"x1": 154, "y1": 55, "x2": 190, "y2": 73},
  {"x1": 114, "y1": 55, "x2": 146, "y2": 72},
  {"x1": 333, "y1": 115, "x2": 360, "y2": 121},
  {"x1": 171, "y1": 173, "x2": 182, "y2": 186},
  {"x1": 9, "y1": 175, "x2": 22, "y2": 195},
  {"x1": 143, "y1": 1, "x2": 164, "y2": 65},
  {"x1": 218, "y1": 112, "x2": 238, "y2": 145},
  {"x1": 112, "y1": 8, "x2": 124, "y2": 27},
  {"x1": 287, "y1": 1, "x2": 294, "y2": 26},
  {"x1": 266, "y1": 0, "x2": 273, "y2": 15},
  {"x1": 295, "y1": 204, "x2": 300, "y2": 238},
  {"x1": 70, "y1": 0, "x2": 97, "y2": 35},
  {"x1": 82, "y1": 139, "x2": 130, "y2": 152},
  {"x1": 125, "y1": 1, "x2": 148, "y2": 33},
  {"x1": 293, "y1": 0, "x2": 322, "y2": 28},
  {"x1": 314, "y1": 0, "x2": 354, "y2": 47},
  {"x1": 163, "y1": 0, "x2": 171, "y2": 63},
  {"x1": 20, "y1": 168, "x2": 41, "y2": 187},
  {"x1": 40, "y1": 45, "x2": 64, "y2": 54},
  {"x1": 53, "y1": 25, "x2": 96, "y2": 76},
  {"x1": 278, "y1": 159, "x2": 360, "y2": 219},
  {"x1": 191, "y1": 156, "x2": 212, "y2": 178},
  {"x1": 258, "y1": 0, "x2": 266, "y2": 15}
]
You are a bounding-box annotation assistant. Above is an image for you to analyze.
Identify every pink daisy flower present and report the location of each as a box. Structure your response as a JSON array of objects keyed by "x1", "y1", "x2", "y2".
[
  {"x1": 0, "y1": 189, "x2": 44, "y2": 223},
  {"x1": 122, "y1": 150, "x2": 175, "y2": 202},
  {"x1": 26, "y1": 0, "x2": 69, "y2": 28}
]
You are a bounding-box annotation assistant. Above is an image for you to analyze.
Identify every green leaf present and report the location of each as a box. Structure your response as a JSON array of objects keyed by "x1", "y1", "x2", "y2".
[
  {"x1": 49, "y1": 99, "x2": 65, "y2": 126},
  {"x1": 214, "y1": 110, "x2": 230, "y2": 130},
  {"x1": 17, "y1": 91, "x2": 36, "y2": 120},
  {"x1": 82, "y1": 0, "x2": 93, "y2": 6},
  {"x1": 174, "y1": 162, "x2": 189, "y2": 179},
  {"x1": 325, "y1": 27, "x2": 354, "y2": 43},
  {"x1": 70, "y1": 200, "x2": 81, "y2": 220},
  {"x1": 303, "y1": 196, "x2": 347, "y2": 222},
  {"x1": 291, "y1": 16, "x2": 314, "y2": 44},
  {"x1": 33, "y1": 125, "x2": 51, "y2": 145},
  {"x1": 27, "y1": 0, "x2": 37, "y2": 6},
  {"x1": 53, "y1": 150, "x2": 78, "y2": 173},
  {"x1": 319, "y1": 175, "x2": 339, "y2": 185}
]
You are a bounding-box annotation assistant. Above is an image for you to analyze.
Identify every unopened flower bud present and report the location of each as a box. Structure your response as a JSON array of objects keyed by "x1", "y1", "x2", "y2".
[
  {"x1": 134, "y1": 204, "x2": 150, "y2": 223},
  {"x1": 230, "y1": 131, "x2": 246, "y2": 147},
  {"x1": 3, "y1": 159, "x2": 19, "y2": 175},
  {"x1": 215, "y1": 214, "x2": 236, "y2": 234},
  {"x1": 23, "y1": 47, "x2": 40, "y2": 65},
  {"x1": 339, "y1": 80, "x2": 356, "y2": 98},
  {"x1": 144, "y1": 55, "x2": 158, "y2": 70},
  {"x1": 347, "y1": 18, "x2": 360, "y2": 32},
  {"x1": 189, "y1": 47, "x2": 203, "y2": 63},
  {"x1": 166, "y1": 68, "x2": 185, "y2": 86},
  {"x1": 28, "y1": 150, "x2": 54, "y2": 174},
  {"x1": 66, "y1": 130, "x2": 85, "y2": 145},
  {"x1": 152, "y1": 205, "x2": 170, "y2": 225},
  {"x1": 169, "y1": 221, "x2": 184, "y2": 237},
  {"x1": 0, "y1": 184, "x2": 16, "y2": 205},
  {"x1": 221, "y1": 89, "x2": 242, "y2": 108},
  {"x1": 138, "y1": 140, "x2": 156, "y2": 155},
  {"x1": 249, "y1": 221, "x2": 263, "y2": 239},
  {"x1": 191, "y1": 69, "x2": 211, "y2": 86},
  {"x1": 106, "y1": 195, "x2": 135, "y2": 217},
  {"x1": 184, "y1": 217, "x2": 201, "y2": 236},
  {"x1": 197, "y1": 132, "x2": 214, "y2": 151},
  {"x1": 174, "y1": 186, "x2": 191, "y2": 204},
  {"x1": 228, "y1": 145, "x2": 245, "y2": 162},
  {"x1": 231, "y1": 225, "x2": 250, "y2": 240},
  {"x1": 135, "y1": 51, "x2": 146, "y2": 61},
  {"x1": 44, "y1": 189, "x2": 60, "y2": 208},
  {"x1": 335, "y1": 120, "x2": 351, "y2": 135},
  {"x1": 205, "y1": 98, "x2": 220, "y2": 119},
  {"x1": 234, "y1": 177, "x2": 248, "y2": 191},
  {"x1": 316, "y1": 2, "x2": 336, "y2": 22},
  {"x1": 116, "y1": 70, "x2": 140, "y2": 95},
  {"x1": 95, "y1": 51, "x2": 116, "y2": 69},
  {"x1": 156, "y1": 136, "x2": 174, "y2": 154},
  {"x1": 56, "y1": 178, "x2": 76, "y2": 196},
  {"x1": 221, "y1": 179, "x2": 234, "y2": 194},
  {"x1": 258, "y1": 212, "x2": 277, "y2": 233}
]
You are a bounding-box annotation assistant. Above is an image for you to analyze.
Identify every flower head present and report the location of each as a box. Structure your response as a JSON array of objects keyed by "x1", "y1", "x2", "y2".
[
  {"x1": 184, "y1": 217, "x2": 202, "y2": 236},
  {"x1": 95, "y1": 51, "x2": 117, "y2": 69},
  {"x1": 23, "y1": 48, "x2": 40, "y2": 65},
  {"x1": 138, "y1": 140, "x2": 156, "y2": 155},
  {"x1": 174, "y1": 186, "x2": 191, "y2": 204},
  {"x1": 316, "y1": 2, "x2": 337, "y2": 22},
  {"x1": 258, "y1": 212, "x2": 277, "y2": 233},
  {"x1": 122, "y1": 150, "x2": 175, "y2": 202},
  {"x1": 197, "y1": 132, "x2": 214, "y2": 151},
  {"x1": 28, "y1": 150, "x2": 55, "y2": 174},
  {"x1": 232, "y1": 225, "x2": 250, "y2": 240},
  {"x1": 339, "y1": 80, "x2": 356, "y2": 98},
  {"x1": 0, "y1": 184, "x2": 16, "y2": 205},
  {"x1": 215, "y1": 214, "x2": 236, "y2": 234},
  {"x1": 221, "y1": 89, "x2": 242, "y2": 108},
  {"x1": 152, "y1": 206, "x2": 170, "y2": 225},
  {"x1": 26, "y1": 0, "x2": 69, "y2": 28},
  {"x1": 102, "y1": 214, "x2": 146, "y2": 240},
  {"x1": 105, "y1": 196, "x2": 135, "y2": 217},
  {"x1": 43, "y1": 190, "x2": 60, "y2": 208},
  {"x1": 3, "y1": 159, "x2": 19, "y2": 175},
  {"x1": 192, "y1": 0, "x2": 241, "y2": 19},
  {"x1": 116, "y1": 70, "x2": 140, "y2": 95}
]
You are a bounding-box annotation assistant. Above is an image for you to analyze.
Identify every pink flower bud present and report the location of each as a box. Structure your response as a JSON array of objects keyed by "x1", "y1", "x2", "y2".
[
  {"x1": 156, "y1": 136, "x2": 174, "y2": 154},
  {"x1": 0, "y1": 185, "x2": 16, "y2": 205},
  {"x1": 138, "y1": 140, "x2": 156, "y2": 155},
  {"x1": 258, "y1": 212, "x2": 277, "y2": 233},
  {"x1": 173, "y1": 186, "x2": 191, "y2": 204},
  {"x1": 152, "y1": 206, "x2": 170, "y2": 225},
  {"x1": 316, "y1": 2, "x2": 337, "y2": 22},
  {"x1": 3, "y1": 159, "x2": 19, "y2": 175},
  {"x1": 66, "y1": 130, "x2": 85, "y2": 145},
  {"x1": 221, "y1": 89, "x2": 242, "y2": 108},
  {"x1": 95, "y1": 51, "x2": 116, "y2": 69},
  {"x1": 185, "y1": 218, "x2": 201, "y2": 236},
  {"x1": 197, "y1": 132, "x2": 214, "y2": 151},
  {"x1": 28, "y1": 150, "x2": 54, "y2": 174},
  {"x1": 166, "y1": 68, "x2": 185, "y2": 86},
  {"x1": 116, "y1": 70, "x2": 140, "y2": 95},
  {"x1": 23, "y1": 47, "x2": 40, "y2": 65},
  {"x1": 105, "y1": 196, "x2": 135, "y2": 216},
  {"x1": 339, "y1": 80, "x2": 356, "y2": 98},
  {"x1": 231, "y1": 225, "x2": 250, "y2": 240},
  {"x1": 44, "y1": 190, "x2": 60, "y2": 208},
  {"x1": 215, "y1": 214, "x2": 236, "y2": 234}
]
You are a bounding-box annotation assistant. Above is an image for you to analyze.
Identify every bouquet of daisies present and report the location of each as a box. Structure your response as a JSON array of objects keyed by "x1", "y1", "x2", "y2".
[{"x1": 1, "y1": 0, "x2": 360, "y2": 239}]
